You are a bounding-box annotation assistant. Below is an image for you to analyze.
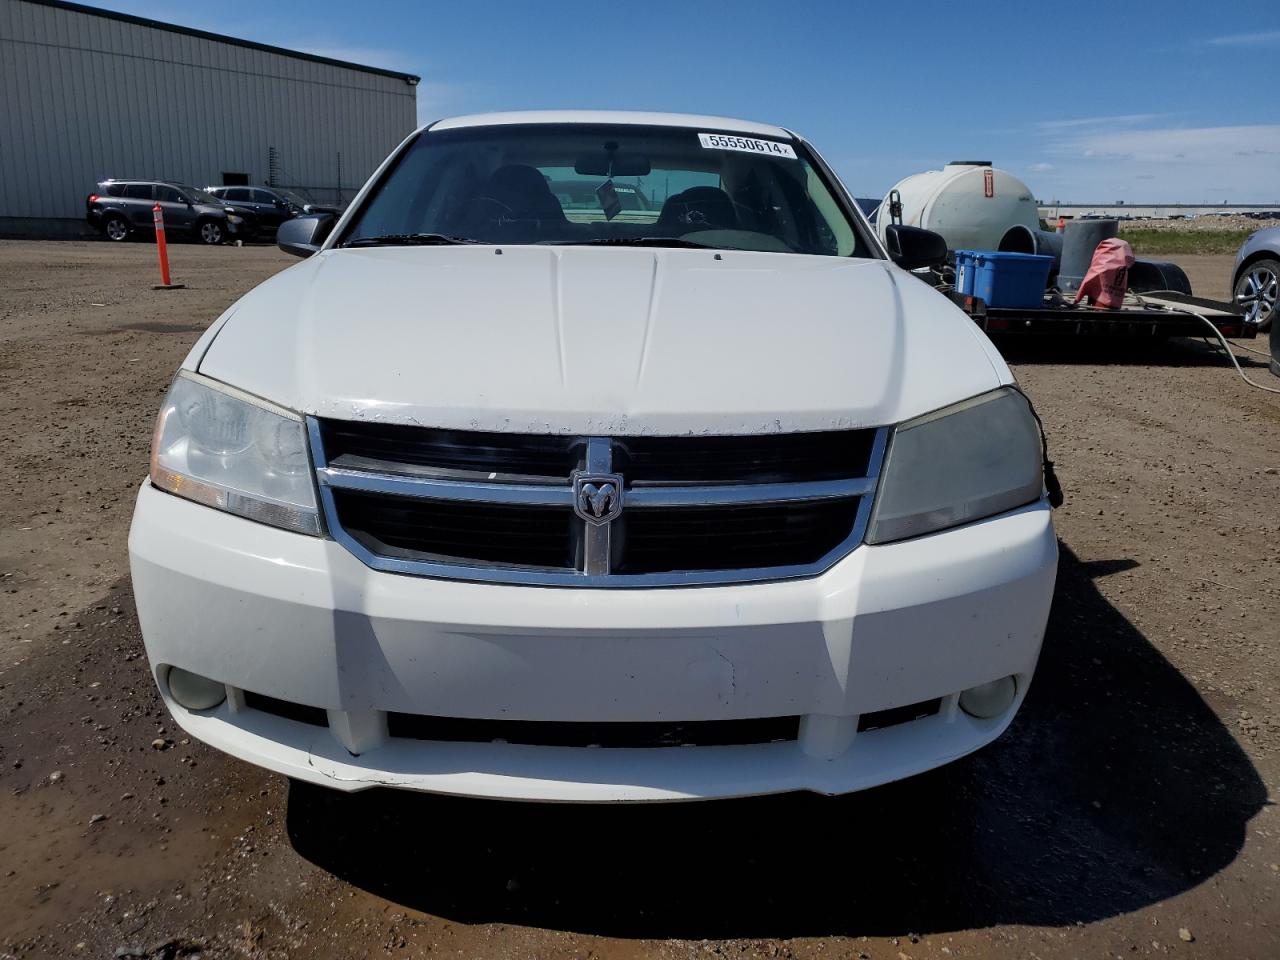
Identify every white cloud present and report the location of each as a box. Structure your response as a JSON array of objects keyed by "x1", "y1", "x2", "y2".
[
  {"x1": 1036, "y1": 113, "x2": 1169, "y2": 132},
  {"x1": 1208, "y1": 30, "x2": 1280, "y2": 46},
  {"x1": 1051, "y1": 125, "x2": 1280, "y2": 164},
  {"x1": 1029, "y1": 162, "x2": 1054, "y2": 172},
  {"x1": 1031, "y1": 123, "x2": 1280, "y2": 202}
]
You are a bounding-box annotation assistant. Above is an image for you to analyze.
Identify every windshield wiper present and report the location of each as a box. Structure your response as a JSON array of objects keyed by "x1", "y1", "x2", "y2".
[
  {"x1": 344, "y1": 233, "x2": 484, "y2": 247},
  {"x1": 542, "y1": 236, "x2": 720, "y2": 250}
]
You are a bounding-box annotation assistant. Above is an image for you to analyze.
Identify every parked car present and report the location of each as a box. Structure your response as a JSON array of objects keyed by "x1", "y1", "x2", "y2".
[
  {"x1": 274, "y1": 189, "x2": 342, "y2": 218},
  {"x1": 202, "y1": 186, "x2": 293, "y2": 238},
  {"x1": 1232, "y1": 226, "x2": 1279, "y2": 332},
  {"x1": 129, "y1": 111, "x2": 1059, "y2": 802},
  {"x1": 86, "y1": 180, "x2": 244, "y2": 244},
  {"x1": 203, "y1": 186, "x2": 341, "y2": 238}
]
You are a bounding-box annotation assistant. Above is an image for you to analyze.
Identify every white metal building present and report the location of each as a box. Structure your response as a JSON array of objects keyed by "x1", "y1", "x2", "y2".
[{"x1": 0, "y1": 0, "x2": 419, "y2": 236}]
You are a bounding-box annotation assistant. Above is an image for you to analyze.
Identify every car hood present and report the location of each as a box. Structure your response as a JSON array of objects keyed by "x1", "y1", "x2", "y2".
[{"x1": 195, "y1": 246, "x2": 1010, "y2": 434}]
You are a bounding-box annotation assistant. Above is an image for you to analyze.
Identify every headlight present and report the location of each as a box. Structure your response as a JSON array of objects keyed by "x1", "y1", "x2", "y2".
[
  {"x1": 149, "y1": 372, "x2": 321, "y2": 535},
  {"x1": 867, "y1": 387, "x2": 1043, "y2": 544}
]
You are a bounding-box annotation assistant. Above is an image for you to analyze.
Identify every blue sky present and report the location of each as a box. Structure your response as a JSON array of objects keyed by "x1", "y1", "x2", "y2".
[{"x1": 96, "y1": 0, "x2": 1279, "y2": 202}]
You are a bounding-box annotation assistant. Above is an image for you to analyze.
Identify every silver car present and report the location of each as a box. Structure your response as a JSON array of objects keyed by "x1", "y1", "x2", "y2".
[{"x1": 1233, "y1": 227, "x2": 1279, "y2": 332}]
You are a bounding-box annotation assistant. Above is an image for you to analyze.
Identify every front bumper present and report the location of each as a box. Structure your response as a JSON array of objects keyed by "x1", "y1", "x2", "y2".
[{"x1": 128, "y1": 482, "x2": 1058, "y2": 801}]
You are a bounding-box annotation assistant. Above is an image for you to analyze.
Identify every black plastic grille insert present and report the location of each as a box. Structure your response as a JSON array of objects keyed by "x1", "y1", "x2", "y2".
[
  {"x1": 386, "y1": 713, "x2": 801, "y2": 748},
  {"x1": 333, "y1": 489, "x2": 577, "y2": 571}
]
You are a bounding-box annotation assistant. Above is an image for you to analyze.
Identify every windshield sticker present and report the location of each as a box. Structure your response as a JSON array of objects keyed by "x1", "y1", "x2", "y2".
[{"x1": 698, "y1": 133, "x2": 797, "y2": 159}]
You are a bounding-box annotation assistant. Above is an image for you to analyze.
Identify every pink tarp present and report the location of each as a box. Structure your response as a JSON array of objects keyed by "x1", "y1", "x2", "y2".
[{"x1": 1074, "y1": 238, "x2": 1135, "y2": 309}]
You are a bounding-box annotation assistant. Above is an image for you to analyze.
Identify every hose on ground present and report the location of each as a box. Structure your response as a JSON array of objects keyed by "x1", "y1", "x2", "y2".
[
  {"x1": 1162, "y1": 305, "x2": 1280, "y2": 395},
  {"x1": 1223, "y1": 337, "x2": 1274, "y2": 360}
]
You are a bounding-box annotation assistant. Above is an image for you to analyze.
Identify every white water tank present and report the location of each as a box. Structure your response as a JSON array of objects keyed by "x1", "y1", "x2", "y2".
[{"x1": 878, "y1": 162, "x2": 1040, "y2": 251}]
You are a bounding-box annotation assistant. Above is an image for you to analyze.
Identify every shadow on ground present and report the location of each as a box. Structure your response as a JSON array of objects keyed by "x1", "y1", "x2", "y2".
[
  {"x1": 992, "y1": 334, "x2": 1270, "y2": 368},
  {"x1": 285, "y1": 545, "x2": 1266, "y2": 939}
]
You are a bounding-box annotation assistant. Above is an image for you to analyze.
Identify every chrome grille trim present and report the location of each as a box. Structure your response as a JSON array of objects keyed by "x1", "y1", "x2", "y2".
[
  {"x1": 318, "y1": 467, "x2": 574, "y2": 506},
  {"x1": 580, "y1": 437, "x2": 614, "y2": 577},
  {"x1": 317, "y1": 467, "x2": 874, "y2": 508},
  {"x1": 624, "y1": 477, "x2": 874, "y2": 507},
  {"x1": 308, "y1": 418, "x2": 888, "y2": 588}
]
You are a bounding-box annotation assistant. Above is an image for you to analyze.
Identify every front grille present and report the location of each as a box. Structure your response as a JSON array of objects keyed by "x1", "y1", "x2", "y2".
[
  {"x1": 616, "y1": 499, "x2": 861, "y2": 574},
  {"x1": 386, "y1": 712, "x2": 800, "y2": 748},
  {"x1": 244, "y1": 690, "x2": 329, "y2": 727},
  {"x1": 857, "y1": 697, "x2": 942, "y2": 732},
  {"x1": 615, "y1": 432, "x2": 877, "y2": 485},
  {"x1": 334, "y1": 489, "x2": 576, "y2": 571},
  {"x1": 310, "y1": 419, "x2": 886, "y2": 586},
  {"x1": 321, "y1": 420, "x2": 580, "y2": 483}
]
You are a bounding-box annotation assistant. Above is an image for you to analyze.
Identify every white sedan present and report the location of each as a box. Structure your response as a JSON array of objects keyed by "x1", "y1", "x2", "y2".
[{"x1": 129, "y1": 111, "x2": 1058, "y2": 801}]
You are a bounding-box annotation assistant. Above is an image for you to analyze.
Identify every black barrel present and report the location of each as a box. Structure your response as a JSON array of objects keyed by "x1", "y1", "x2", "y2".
[
  {"x1": 1128, "y1": 260, "x2": 1193, "y2": 296},
  {"x1": 1059, "y1": 219, "x2": 1119, "y2": 292},
  {"x1": 999, "y1": 224, "x2": 1065, "y2": 280}
]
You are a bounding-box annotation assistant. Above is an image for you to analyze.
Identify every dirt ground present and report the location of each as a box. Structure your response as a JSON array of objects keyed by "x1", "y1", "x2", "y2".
[
  {"x1": 1119, "y1": 215, "x2": 1280, "y2": 234},
  {"x1": 1, "y1": 239, "x2": 1277, "y2": 960}
]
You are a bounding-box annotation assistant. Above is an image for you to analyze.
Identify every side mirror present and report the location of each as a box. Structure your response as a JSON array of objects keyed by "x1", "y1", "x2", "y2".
[
  {"x1": 277, "y1": 214, "x2": 335, "y2": 258},
  {"x1": 884, "y1": 224, "x2": 948, "y2": 271}
]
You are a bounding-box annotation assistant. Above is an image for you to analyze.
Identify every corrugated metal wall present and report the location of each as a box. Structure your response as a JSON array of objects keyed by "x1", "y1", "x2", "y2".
[{"x1": 0, "y1": 0, "x2": 418, "y2": 227}]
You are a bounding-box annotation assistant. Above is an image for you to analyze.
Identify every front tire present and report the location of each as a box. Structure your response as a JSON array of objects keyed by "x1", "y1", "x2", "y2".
[
  {"x1": 1235, "y1": 258, "x2": 1278, "y2": 333},
  {"x1": 103, "y1": 215, "x2": 130, "y2": 242},
  {"x1": 197, "y1": 219, "x2": 226, "y2": 245}
]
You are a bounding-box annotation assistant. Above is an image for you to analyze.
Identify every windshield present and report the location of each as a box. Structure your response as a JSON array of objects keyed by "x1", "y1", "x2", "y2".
[
  {"x1": 180, "y1": 186, "x2": 222, "y2": 205},
  {"x1": 338, "y1": 123, "x2": 870, "y2": 256}
]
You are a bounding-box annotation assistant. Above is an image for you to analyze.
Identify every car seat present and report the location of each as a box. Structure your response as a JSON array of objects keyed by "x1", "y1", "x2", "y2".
[
  {"x1": 655, "y1": 186, "x2": 739, "y2": 232},
  {"x1": 476, "y1": 165, "x2": 567, "y2": 222}
]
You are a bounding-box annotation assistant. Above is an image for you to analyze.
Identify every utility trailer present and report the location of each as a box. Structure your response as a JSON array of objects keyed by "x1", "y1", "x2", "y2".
[{"x1": 949, "y1": 291, "x2": 1255, "y2": 339}]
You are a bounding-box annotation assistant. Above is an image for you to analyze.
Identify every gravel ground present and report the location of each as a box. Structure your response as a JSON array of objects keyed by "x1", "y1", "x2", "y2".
[
  {"x1": 1, "y1": 239, "x2": 1277, "y2": 959},
  {"x1": 1118, "y1": 215, "x2": 1280, "y2": 234}
]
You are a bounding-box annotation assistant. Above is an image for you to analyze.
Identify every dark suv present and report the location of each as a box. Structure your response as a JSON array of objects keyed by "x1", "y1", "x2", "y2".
[
  {"x1": 204, "y1": 186, "x2": 341, "y2": 239},
  {"x1": 86, "y1": 181, "x2": 244, "y2": 244}
]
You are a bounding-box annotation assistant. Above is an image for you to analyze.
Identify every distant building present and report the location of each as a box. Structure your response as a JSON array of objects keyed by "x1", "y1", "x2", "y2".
[
  {"x1": 0, "y1": 0, "x2": 419, "y2": 236},
  {"x1": 1037, "y1": 203, "x2": 1280, "y2": 220}
]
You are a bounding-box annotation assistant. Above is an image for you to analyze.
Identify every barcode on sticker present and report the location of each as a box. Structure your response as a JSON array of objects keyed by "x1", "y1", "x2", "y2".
[{"x1": 698, "y1": 133, "x2": 797, "y2": 159}]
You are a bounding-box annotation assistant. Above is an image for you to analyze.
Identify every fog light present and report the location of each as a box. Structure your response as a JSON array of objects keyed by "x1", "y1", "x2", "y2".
[
  {"x1": 168, "y1": 667, "x2": 226, "y2": 711},
  {"x1": 958, "y1": 676, "x2": 1017, "y2": 719}
]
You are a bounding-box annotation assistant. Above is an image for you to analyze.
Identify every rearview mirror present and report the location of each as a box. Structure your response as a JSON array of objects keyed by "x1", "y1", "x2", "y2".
[
  {"x1": 574, "y1": 153, "x2": 651, "y2": 177},
  {"x1": 884, "y1": 224, "x2": 948, "y2": 271},
  {"x1": 277, "y1": 214, "x2": 335, "y2": 258}
]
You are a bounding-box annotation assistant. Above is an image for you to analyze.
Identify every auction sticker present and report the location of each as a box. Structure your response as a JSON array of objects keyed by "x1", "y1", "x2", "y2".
[{"x1": 698, "y1": 133, "x2": 797, "y2": 159}]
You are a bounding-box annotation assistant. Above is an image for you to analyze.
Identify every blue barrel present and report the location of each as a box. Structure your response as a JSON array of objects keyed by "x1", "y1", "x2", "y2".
[
  {"x1": 971, "y1": 252, "x2": 1055, "y2": 309},
  {"x1": 954, "y1": 250, "x2": 979, "y2": 296}
]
